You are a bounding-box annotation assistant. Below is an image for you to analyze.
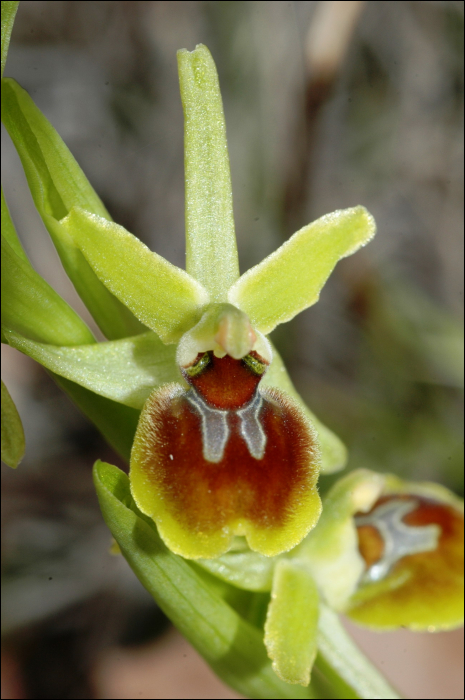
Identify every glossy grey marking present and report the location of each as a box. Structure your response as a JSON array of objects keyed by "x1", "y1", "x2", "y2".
[
  {"x1": 355, "y1": 498, "x2": 439, "y2": 583},
  {"x1": 186, "y1": 389, "x2": 229, "y2": 463},
  {"x1": 237, "y1": 390, "x2": 267, "y2": 460}
]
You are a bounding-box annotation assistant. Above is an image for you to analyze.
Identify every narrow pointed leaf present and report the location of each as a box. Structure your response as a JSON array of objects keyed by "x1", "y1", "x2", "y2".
[
  {"x1": 178, "y1": 44, "x2": 239, "y2": 300},
  {"x1": 317, "y1": 605, "x2": 400, "y2": 699},
  {"x1": 1, "y1": 1, "x2": 18, "y2": 78},
  {"x1": 1, "y1": 380, "x2": 25, "y2": 468},
  {"x1": 262, "y1": 342, "x2": 347, "y2": 473},
  {"x1": 94, "y1": 461, "x2": 322, "y2": 699},
  {"x1": 229, "y1": 207, "x2": 376, "y2": 334},
  {"x1": 63, "y1": 207, "x2": 209, "y2": 343},
  {"x1": 1, "y1": 77, "x2": 145, "y2": 339},
  {"x1": 265, "y1": 559, "x2": 319, "y2": 686},
  {"x1": 6, "y1": 329, "x2": 179, "y2": 409},
  {"x1": 2, "y1": 235, "x2": 94, "y2": 346},
  {"x1": 2, "y1": 187, "x2": 28, "y2": 261}
]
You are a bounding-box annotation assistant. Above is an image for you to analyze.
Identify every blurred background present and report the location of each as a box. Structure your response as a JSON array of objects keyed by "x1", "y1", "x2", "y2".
[{"x1": 1, "y1": 1, "x2": 463, "y2": 698}]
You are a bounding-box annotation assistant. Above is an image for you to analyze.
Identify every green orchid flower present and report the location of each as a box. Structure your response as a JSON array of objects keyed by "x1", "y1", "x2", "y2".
[
  {"x1": 2, "y1": 44, "x2": 375, "y2": 560},
  {"x1": 2, "y1": 17, "x2": 463, "y2": 697}
]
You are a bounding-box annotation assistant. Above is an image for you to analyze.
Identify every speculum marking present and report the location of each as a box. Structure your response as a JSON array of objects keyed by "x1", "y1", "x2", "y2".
[
  {"x1": 186, "y1": 389, "x2": 229, "y2": 463},
  {"x1": 355, "y1": 498, "x2": 439, "y2": 582},
  {"x1": 186, "y1": 387, "x2": 267, "y2": 463},
  {"x1": 237, "y1": 390, "x2": 267, "y2": 460}
]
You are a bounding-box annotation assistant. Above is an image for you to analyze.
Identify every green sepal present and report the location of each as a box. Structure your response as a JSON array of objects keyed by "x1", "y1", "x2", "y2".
[
  {"x1": 63, "y1": 206, "x2": 209, "y2": 343},
  {"x1": 2, "y1": 234, "x2": 94, "y2": 346},
  {"x1": 1, "y1": 1, "x2": 18, "y2": 78},
  {"x1": 262, "y1": 342, "x2": 347, "y2": 474},
  {"x1": 296, "y1": 470, "x2": 384, "y2": 611},
  {"x1": 6, "y1": 329, "x2": 179, "y2": 409},
  {"x1": 229, "y1": 207, "x2": 376, "y2": 334},
  {"x1": 1, "y1": 77, "x2": 145, "y2": 339},
  {"x1": 93, "y1": 460, "x2": 321, "y2": 699},
  {"x1": 178, "y1": 44, "x2": 239, "y2": 301},
  {"x1": 1, "y1": 379, "x2": 25, "y2": 468},
  {"x1": 264, "y1": 559, "x2": 319, "y2": 687}
]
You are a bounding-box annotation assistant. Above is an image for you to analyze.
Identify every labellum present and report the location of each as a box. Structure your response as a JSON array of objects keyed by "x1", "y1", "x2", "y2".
[
  {"x1": 130, "y1": 310, "x2": 321, "y2": 559},
  {"x1": 348, "y1": 493, "x2": 464, "y2": 630}
]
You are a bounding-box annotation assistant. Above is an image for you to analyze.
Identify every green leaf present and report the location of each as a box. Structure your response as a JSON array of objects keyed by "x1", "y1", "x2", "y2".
[
  {"x1": 56, "y1": 377, "x2": 139, "y2": 462},
  {"x1": 2, "y1": 233, "x2": 94, "y2": 347},
  {"x1": 317, "y1": 605, "x2": 400, "y2": 700},
  {"x1": 6, "y1": 329, "x2": 179, "y2": 409},
  {"x1": 63, "y1": 207, "x2": 209, "y2": 343},
  {"x1": 178, "y1": 44, "x2": 239, "y2": 301},
  {"x1": 264, "y1": 559, "x2": 319, "y2": 686},
  {"x1": 1, "y1": 1, "x2": 18, "y2": 78},
  {"x1": 229, "y1": 207, "x2": 376, "y2": 334},
  {"x1": 262, "y1": 342, "x2": 347, "y2": 474},
  {"x1": 1, "y1": 187, "x2": 27, "y2": 261},
  {"x1": 1, "y1": 379, "x2": 25, "y2": 468},
  {"x1": 1, "y1": 77, "x2": 145, "y2": 339},
  {"x1": 94, "y1": 460, "x2": 323, "y2": 699}
]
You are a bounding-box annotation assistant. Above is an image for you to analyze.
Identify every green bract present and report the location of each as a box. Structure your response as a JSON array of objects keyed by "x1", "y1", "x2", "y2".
[
  {"x1": 2, "y1": 22, "x2": 462, "y2": 699},
  {"x1": 1, "y1": 378, "x2": 24, "y2": 468},
  {"x1": 1, "y1": 77, "x2": 145, "y2": 340}
]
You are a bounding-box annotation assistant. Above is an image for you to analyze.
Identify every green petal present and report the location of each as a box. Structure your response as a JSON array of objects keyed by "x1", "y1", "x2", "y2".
[
  {"x1": 297, "y1": 470, "x2": 384, "y2": 610},
  {"x1": 317, "y1": 604, "x2": 401, "y2": 699},
  {"x1": 94, "y1": 460, "x2": 319, "y2": 699},
  {"x1": 5, "y1": 330, "x2": 179, "y2": 409},
  {"x1": 1, "y1": 1, "x2": 18, "y2": 78},
  {"x1": 264, "y1": 559, "x2": 319, "y2": 686},
  {"x1": 346, "y1": 476, "x2": 464, "y2": 631},
  {"x1": 229, "y1": 207, "x2": 376, "y2": 334},
  {"x1": 2, "y1": 230, "x2": 94, "y2": 347},
  {"x1": 62, "y1": 207, "x2": 209, "y2": 343},
  {"x1": 1, "y1": 77, "x2": 145, "y2": 339},
  {"x1": 178, "y1": 45, "x2": 239, "y2": 301},
  {"x1": 1, "y1": 379, "x2": 25, "y2": 468},
  {"x1": 262, "y1": 342, "x2": 347, "y2": 473}
]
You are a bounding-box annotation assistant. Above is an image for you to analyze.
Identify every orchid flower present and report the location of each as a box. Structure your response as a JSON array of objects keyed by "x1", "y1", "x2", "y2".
[
  {"x1": 2, "y1": 45, "x2": 375, "y2": 560},
  {"x1": 2, "y1": 13, "x2": 463, "y2": 697}
]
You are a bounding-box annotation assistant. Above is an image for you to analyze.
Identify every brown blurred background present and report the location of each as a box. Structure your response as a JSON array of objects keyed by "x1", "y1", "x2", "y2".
[{"x1": 1, "y1": 1, "x2": 463, "y2": 698}]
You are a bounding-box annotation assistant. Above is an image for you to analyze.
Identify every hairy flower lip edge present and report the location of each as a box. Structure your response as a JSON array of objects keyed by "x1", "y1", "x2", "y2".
[{"x1": 129, "y1": 371, "x2": 323, "y2": 560}]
